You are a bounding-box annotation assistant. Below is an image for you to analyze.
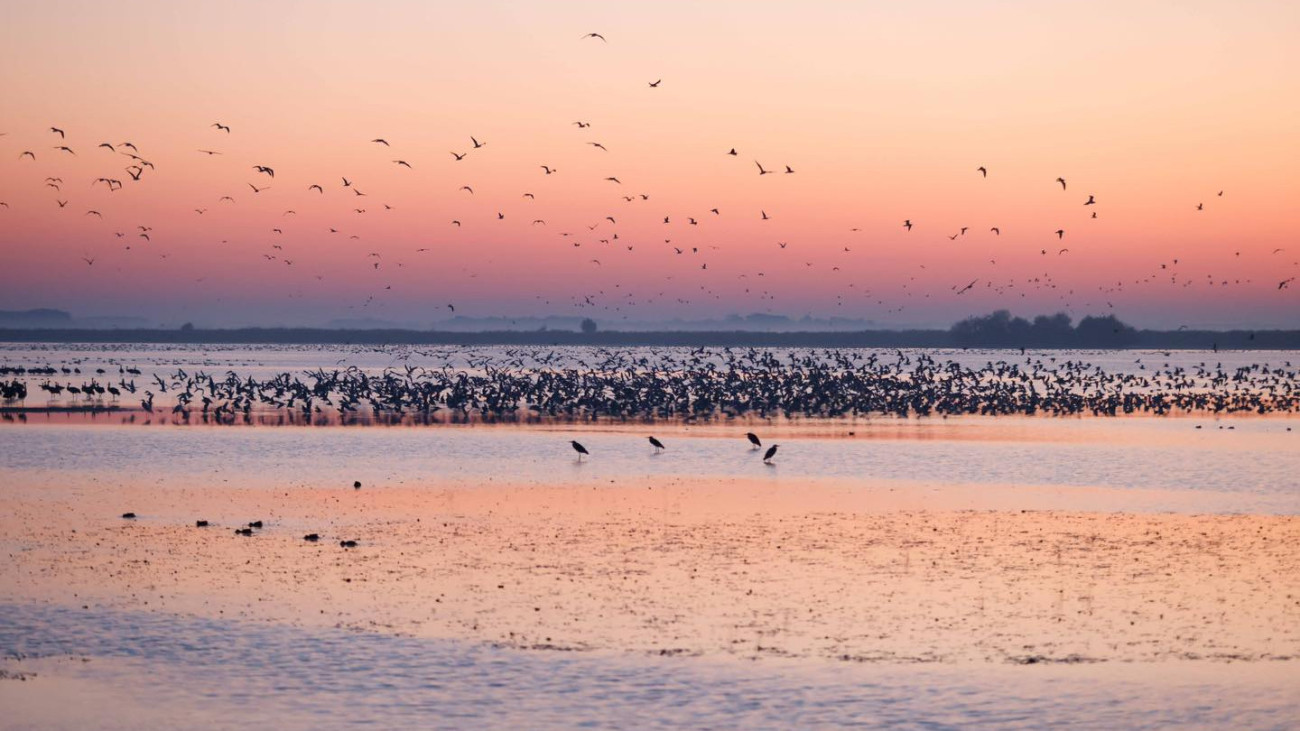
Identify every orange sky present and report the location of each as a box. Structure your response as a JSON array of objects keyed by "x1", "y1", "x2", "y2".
[{"x1": 1, "y1": 0, "x2": 1297, "y2": 328}]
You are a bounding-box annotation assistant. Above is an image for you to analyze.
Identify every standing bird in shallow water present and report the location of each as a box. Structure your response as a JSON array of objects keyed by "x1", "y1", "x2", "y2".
[
  {"x1": 763, "y1": 445, "x2": 780, "y2": 464},
  {"x1": 571, "y1": 440, "x2": 589, "y2": 461},
  {"x1": 648, "y1": 436, "x2": 665, "y2": 453},
  {"x1": 746, "y1": 432, "x2": 762, "y2": 449}
]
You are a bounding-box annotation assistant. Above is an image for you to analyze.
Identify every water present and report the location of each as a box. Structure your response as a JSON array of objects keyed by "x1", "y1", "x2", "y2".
[
  {"x1": 2, "y1": 417, "x2": 1298, "y2": 513},
  {"x1": 2, "y1": 343, "x2": 1298, "y2": 727},
  {"x1": 2, "y1": 603, "x2": 1296, "y2": 730}
]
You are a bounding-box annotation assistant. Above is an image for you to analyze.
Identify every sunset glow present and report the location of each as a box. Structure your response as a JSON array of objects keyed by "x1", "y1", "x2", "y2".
[{"x1": 1, "y1": 0, "x2": 1297, "y2": 328}]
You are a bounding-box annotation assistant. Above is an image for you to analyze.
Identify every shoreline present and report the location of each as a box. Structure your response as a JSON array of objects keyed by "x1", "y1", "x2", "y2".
[{"x1": 4, "y1": 328, "x2": 1300, "y2": 349}]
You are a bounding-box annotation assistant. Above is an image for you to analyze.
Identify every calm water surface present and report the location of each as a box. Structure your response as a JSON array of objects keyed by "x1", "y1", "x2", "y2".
[
  {"x1": 2, "y1": 344, "x2": 1297, "y2": 728},
  {"x1": 3, "y1": 602, "x2": 1297, "y2": 730}
]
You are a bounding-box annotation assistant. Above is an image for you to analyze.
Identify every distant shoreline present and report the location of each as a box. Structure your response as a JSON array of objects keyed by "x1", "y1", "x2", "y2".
[{"x1": 2, "y1": 327, "x2": 1298, "y2": 349}]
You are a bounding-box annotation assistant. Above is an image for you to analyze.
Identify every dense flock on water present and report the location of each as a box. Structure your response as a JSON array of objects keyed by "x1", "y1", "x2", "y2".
[{"x1": 2, "y1": 347, "x2": 1297, "y2": 424}]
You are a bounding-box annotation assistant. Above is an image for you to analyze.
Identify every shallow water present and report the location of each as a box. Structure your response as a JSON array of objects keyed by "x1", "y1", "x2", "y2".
[
  {"x1": 4, "y1": 344, "x2": 1297, "y2": 422},
  {"x1": 3, "y1": 344, "x2": 1298, "y2": 728},
  {"x1": 3, "y1": 415, "x2": 1297, "y2": 513},
  {"x1": 2, "y1": 603, "x2": 1297, "y2": 730}
]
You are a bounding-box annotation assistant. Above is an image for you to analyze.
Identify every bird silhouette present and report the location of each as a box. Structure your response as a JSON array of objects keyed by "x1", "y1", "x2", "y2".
[{"x1": 571, "y1": 440, "x2": 590, "y2": 461}]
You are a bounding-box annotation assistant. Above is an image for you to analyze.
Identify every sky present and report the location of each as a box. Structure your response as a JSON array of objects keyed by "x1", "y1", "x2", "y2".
[{"x1": 0, "y1": 0, "x2": 1297, "y2": 329}]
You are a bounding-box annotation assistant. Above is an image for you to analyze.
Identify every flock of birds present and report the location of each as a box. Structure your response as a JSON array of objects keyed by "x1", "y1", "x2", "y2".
[
  {"x1": 3, "y1": 347, "x2": 1296, "y2": 424},
  {"x1": 2, "y1": 32, "x2": 1295, "y2": 324},
  {"x1": 125, "y1": 500, "x2": 359, "y2": 547}
]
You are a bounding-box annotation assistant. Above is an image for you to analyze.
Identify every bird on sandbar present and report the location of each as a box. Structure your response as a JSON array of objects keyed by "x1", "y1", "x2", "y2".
[
  {"x1": 648, "y1": 436, "x2": 665, "y2": 453},
  {"x1": 746, "y1": 432, "x2": 762, "y2": 449},
  {"x1": 763, "y1": 444, "x2": 780, "y2": 464}
]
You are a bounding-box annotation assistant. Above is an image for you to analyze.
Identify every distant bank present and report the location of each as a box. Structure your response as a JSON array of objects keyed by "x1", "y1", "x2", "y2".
[{"x1": 1, "y1": 327, "x2": 1296, "y2": 349}]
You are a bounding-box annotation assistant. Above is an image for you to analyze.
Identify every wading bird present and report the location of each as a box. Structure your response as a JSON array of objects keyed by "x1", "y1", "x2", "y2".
[{"x1": 571, "y1": 440, "x2": 589, "y2": 461}]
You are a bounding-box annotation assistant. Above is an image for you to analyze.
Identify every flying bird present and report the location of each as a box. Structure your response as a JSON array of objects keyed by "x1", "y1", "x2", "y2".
[
  {"x1": 1056, "y1": 177, "x2": 1067, "y2": 190},
  {"x1": 977, "y1": 166, "x2": 987, "y2": 177},
  {"x1": 581, "y1": 32, "x2": 607, "y2": 42},
  {"x1": 371, "y1": 138, "x2": 389, "y2": 146},
  {"x1": 211, "y1": 122, "x2": 230, "y2": 132}
]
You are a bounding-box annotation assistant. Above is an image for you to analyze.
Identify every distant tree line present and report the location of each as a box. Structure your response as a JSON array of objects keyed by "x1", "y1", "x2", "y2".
[{"x1": 948, "y1": 310, "x2": 1138, "y2": 347}]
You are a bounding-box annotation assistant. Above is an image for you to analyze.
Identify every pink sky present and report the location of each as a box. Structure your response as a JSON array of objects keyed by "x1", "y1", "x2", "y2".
[{"x1": 1, "y1": 0, "x2": 1297, "y2": 328}]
